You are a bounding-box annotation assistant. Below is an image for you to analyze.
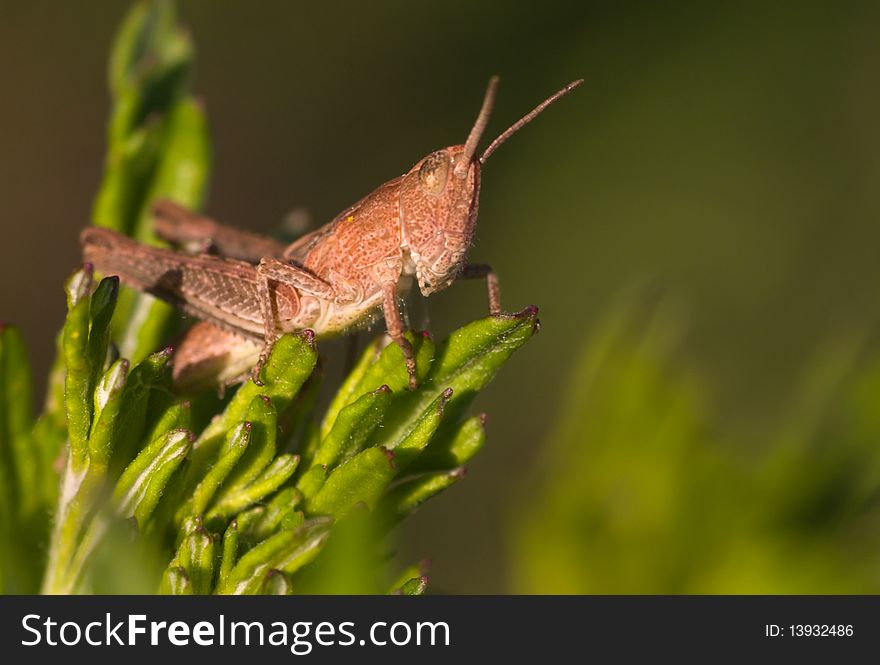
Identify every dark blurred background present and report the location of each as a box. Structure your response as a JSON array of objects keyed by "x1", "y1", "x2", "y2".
[{"x1": 2, "y1": 0, "x2": 880, "y2": 592}]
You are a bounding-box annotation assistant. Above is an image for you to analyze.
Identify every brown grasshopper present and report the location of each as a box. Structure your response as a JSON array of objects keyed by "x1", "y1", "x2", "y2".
[{"x1": 81, "y1": 77, "x2": 583, "y2": 390}]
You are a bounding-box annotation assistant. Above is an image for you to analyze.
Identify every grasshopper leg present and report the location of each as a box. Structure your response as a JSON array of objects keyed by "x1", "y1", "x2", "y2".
[
  {"x1": 252, "y1": 257, "x2": 338, "y2": 384},
  {"x1": 383, "y1": 282, "x2": 417, "y2": 390},
  {"x1": 257, "y1": 257, "x2": 336, "y2": 299},
  {"x1": 172, "y1": 321, "x2": 260, "y2": 394},
  {"x1": 459, "y1": 263, "x2": 502, "y2": 316},
  {"x1": 152, "y1": 199, "x2": 287, "y2": 262},
  {"x1": 252, "y1": 270, "x2": 278, "y2": 385}
]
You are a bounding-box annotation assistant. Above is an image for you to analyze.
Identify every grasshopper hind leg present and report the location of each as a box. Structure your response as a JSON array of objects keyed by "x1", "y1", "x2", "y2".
[
  {"x1": 172, "y1": 321, "x2": 261, "y2": 393},
  {"x1": 151, "y1": 199, "x2": 287, "y2": 262}
]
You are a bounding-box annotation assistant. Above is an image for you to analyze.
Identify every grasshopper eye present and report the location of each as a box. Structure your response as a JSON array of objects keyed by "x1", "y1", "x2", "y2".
[{"x1": 418, "y1": 151, "x2": 450, "y2": 196}]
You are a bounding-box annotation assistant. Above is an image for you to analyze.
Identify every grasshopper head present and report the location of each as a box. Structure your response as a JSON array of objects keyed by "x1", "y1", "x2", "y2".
[
  {"x1": 400, "y1": 77, "x2": 583, "y2": 296},
  {"x1": 399, "y1": 143, "x2": 481, "y2": 296}
]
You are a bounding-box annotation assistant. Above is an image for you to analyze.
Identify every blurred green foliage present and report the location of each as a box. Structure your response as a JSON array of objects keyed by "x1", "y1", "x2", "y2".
[
  {"x1": 93, "y1": 0, "x2": 210, "y2": 364},
  {"x1": 510, "y1": 290, "x2": 880, "y2": 593}
]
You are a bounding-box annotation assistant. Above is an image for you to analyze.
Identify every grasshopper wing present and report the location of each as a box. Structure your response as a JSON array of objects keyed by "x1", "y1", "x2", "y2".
[{"x1": 81, "y1": 227, "x2": 298, "y2": 339}]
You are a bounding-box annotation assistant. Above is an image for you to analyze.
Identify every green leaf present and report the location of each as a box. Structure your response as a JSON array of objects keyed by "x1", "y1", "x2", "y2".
[
  {"x1": 214, "y1": 395, "x2": 278, "y2": 500},
  {"x1": 277, "y1": 370, "x2": 321, "y2": 459},
  {"x1": 381, "y1": 467, "x2": 465, "y2": 524},
  {"x1": 248, "y1": 487, "x2": 302, "y2": 542},
  {"x1": 307, "y1": 446, "x2": 396, "y2": 517},
  {"x1": 218, "y1": 520, "x2": 239, "y2": 590},
  {"x1": 387, "y1": 388, "x2": 452, "y2": 471},
  {"x1": 195, "y1": 334, "x2": 317, "y2": 444},
  {"x1": 114, "y1": 428, "x2": 193, "y2": 527},
  {"x1": 108, "y1": 0, "x2": 190, "y2": 135},
  {"x1": 183, "y1": 422, "x2": 251, "y2": 521},
  {"x1": 35, "y1": 329, "x2": 68, "y2": 486},
  {"x1": 92, "y1": 119, "x2": 165, "y2": 235},
  {"x1": 109, "y1": 347, "x2": 173, "y2": 471},
  {"x1": 62, "y1": 266, "x2": 94, "y2": 469},
  {"x1": 0, "y1": 325, "x2": 38, "y2": 520},
  {"x1": 209, "y1": 454, "x2": 300, "y2": 521},
  {"x1": 173, "y1": 526, "x2": 215, "y2": 595},
  {"x1": 218, "y1": 518, "x2": 332, "y2": 595},
  {"x1": 0, "y1": 326, "x2": 22, "y2": 591},
  {"x1": 0, "y1": 326, "x2": 34, "y2": 446},
  {"x1": 261, "y1": 570, "x2": 292, "y2": 595},
  {"x1": 377, "y1": 309, "x2": 539, "y2": 453},
  {"x1": 387, "y1": 560, "x2": 430, "y2": 594},
  {"x1": 87, "y1": 276, "x2": 120, "y2": 399},
  {"x1": 395, "y1": 577, "x2": 428, "y2": 595},
  {"x1": 318, "y1": 334, "x2": 434, "y2": 443},
  {"x1": 88, "y1": 358, "x2": 129, "y2": 470},
  {"x1": 187, "y1": 333, "x2": 317, "y2": 486},
  {"x1": 352, "y1": 332, "x2": 434, "y2": 401},
  {"x1": 297, "y1": 385, "x2": 392, "y2": 499},
  {"x1": 407, "y1": 413, "x2": 487, "y2": 473},
  {"x1": 145, "y1": 399, "x2": 191, "y2": 444},
  {"x1": 108, "y1": 0, "x2": 153, "y2": 96},
  {"x1": 159, "y1": 566, "x2": 192, "y2": 595},
  {"x1": 319, "y1": 337, "x2": 382, "y2": 439},
  {"x1": 314, "y1": 385, "x2": 393, "y2": 469},
  {"x1": 134, "y1": 98, "x2": 210, "y2": 242}
]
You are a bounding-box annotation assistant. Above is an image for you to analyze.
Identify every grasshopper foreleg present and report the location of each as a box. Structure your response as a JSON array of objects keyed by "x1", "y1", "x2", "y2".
[
  {"x1": 460, "y1": 263, "x2": 502, "y2": 316},
  {"x1": 383, "y1": 282, "x2": 418, "y2": 390}
]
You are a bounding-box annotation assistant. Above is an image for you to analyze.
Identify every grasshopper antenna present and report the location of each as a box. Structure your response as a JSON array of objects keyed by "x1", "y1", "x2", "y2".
[
  {"x1": 479, "y1": 78, "x2": 584, "y2": 165},
  {"x1": 455, "y1": 75, "x2": 500, "y2": 177}
]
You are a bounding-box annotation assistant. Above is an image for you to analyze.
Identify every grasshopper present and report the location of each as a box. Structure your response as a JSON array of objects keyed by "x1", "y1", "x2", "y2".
[{"x1": 81, "y1": 77, "x2": 582, "y2": 390}]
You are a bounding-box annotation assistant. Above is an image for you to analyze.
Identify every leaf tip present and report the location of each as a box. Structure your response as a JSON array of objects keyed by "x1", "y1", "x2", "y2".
[
  {"x1": 300, "y1": 328, "x2": 317, "y2": 348},
  {"x1": 514, "y1": 304, "x2": 539, "y2": 318},
  {"x1": 66, "y1": 264, "x2": 94, "y2": 305},
  {"x1": 438, "y1": 387, "x2": 454, "y2": 413}
]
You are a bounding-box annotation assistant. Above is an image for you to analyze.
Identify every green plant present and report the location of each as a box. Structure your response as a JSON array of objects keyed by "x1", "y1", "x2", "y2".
[
  {"x1": 509, "y1": 291, "x2": 880, "y2": 593},
  {"x1": 0, "y1": 0, "x2": 537, "y2": 594}
]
